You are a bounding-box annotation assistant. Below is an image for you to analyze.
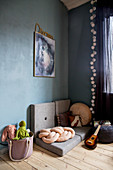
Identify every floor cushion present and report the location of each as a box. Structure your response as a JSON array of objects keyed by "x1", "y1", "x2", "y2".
[
  {"x1": 36, "y1": 126, "x2": 91, "y2": 156},
  {"x1": 98, "y1": 125, "x2": 113, "y2": 143}
]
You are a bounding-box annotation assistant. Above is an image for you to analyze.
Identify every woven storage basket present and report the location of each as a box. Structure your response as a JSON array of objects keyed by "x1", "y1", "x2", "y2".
[{"x1": 8, "y1": 132, "x2": 33, "y2": 161}]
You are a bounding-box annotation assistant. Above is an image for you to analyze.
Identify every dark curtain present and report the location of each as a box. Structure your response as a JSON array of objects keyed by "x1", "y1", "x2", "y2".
[{"x1": 95, "y1": 0, "x2": 113, "y2": 123}]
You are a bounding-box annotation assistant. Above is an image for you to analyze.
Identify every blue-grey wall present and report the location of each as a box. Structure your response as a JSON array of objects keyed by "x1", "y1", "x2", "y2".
[
  {"x1": 68, "y1": 2, "x2": 92, "y2": 106},
  {"x1": 0, "y1": 0, "x2": 68, "y2": 139}
]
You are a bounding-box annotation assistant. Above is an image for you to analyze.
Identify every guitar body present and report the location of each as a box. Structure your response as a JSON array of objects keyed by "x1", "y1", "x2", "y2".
[{"x1": 85, "y1": 134, "x2": 97, "y2": 149}]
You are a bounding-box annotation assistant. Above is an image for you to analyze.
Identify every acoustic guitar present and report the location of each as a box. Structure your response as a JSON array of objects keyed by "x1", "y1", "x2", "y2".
[{"x1": 85, "y1": 121, "x2": 104, "y2": 149}]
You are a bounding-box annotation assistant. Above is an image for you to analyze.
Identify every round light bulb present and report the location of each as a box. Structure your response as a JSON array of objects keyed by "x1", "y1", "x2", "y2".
[
  {"x1": 91, "y1": 53, "x2": 94, "y2": 57},
  {"x1": 91, "y1": 88, "x2": 95, "y2": 92},
  {"x1": 90, "y1": 61, "x2": 94, "y2": 65},
  {"x1": 91, "y1": 81, "x2": 95, "y2": 84},
  {"x1": 91, "y1": 46, "x2": 95, "y2": 50},
  {"x1": 90, "y1": 66, "x2": 94, "y2": 69},
  {"x1": 93, "y1": 43, "x2": 96, "y2": 46},
  {"x1": 90, "y1": 9, "x2": 93, "y2": 13},
  {"x1": 90, "y1": 16, "x2": 94, "y2": 20},
  {"x1": 90, "y1": 107, "x2": 93, "y2": 111},
  {"x1": 91, "y1": 29, "x2": 94, "y2": 33},
  {"x1": 93, "y1": 31, "x2": 96, "y2": 35},
  {"x1": 92, "y1": 69, "x2": 96, "y2": 72},
  {"x1": 93, "y1": 7, "x2": 96, "y2": 11},
  {"x1": 92, "y1": 96, "x2": 96, "y2": 99},
  {"x1": 93, "y1": 84, "x2": 96, "y2": 88},
  {"x1": 93, "y1": 73, "x2": 96, "y2": 76},
  {"x1": 91, "y1": 77, "x2": 94, "y2": 80}
]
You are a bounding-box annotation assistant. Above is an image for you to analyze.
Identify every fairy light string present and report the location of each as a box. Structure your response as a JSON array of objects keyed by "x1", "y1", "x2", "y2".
[{"x1": 89, "y1": 0, "x2": 97, "y2": 122}]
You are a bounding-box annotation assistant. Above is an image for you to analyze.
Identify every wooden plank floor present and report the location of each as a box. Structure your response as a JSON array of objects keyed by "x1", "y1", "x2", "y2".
[{"x1": 0, "y1": 141, "x2": 113, "y2": 170}]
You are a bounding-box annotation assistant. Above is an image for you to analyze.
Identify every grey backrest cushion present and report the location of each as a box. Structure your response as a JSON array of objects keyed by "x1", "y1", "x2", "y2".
[
  {"x1": 30, "y1": 102, "x2": 55, "y2": 137},
  {"x1": 30, "y1": 99, "x2": 70, "y2": 137},
  {"x1": 55, "y1": 99, "x2": 71, "y2": 115}
]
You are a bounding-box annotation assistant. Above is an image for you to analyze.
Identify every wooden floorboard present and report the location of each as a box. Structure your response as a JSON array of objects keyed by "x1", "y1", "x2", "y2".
[
  {"x1": 0, "y1": 157, "x2": 15, "y2": 170},
  {"x1": 68, "y1": 147, "x2": 113, "y2": 169},
  {"x1": 0, "y1": 141, "x2": 113, "y2": 170}
]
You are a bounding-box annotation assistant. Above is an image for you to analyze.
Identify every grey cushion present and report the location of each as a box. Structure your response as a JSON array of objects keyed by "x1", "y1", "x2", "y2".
[
  {"x1": 36, "y1": 133, "x2": 81, "y2": 156},
  {"x1": 55, "y1": 99, "x2": 70, "y2": 115},
  {"x1": 30, "y1": 102, "x2": 55, "y2": 137},
  {"x1": 73, "y1": 126, "x2": 92, "y2": 140},
  {"x1": 36, "y1": 126, "x2": 91, "y2": 156}
]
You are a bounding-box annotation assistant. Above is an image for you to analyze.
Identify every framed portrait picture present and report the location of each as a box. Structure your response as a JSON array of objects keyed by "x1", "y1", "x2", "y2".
[{"x1": 34, "y1": 32, "x2": 55, "y2": 77}]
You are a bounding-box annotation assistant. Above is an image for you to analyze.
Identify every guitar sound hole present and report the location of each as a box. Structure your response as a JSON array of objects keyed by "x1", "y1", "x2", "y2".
[{"x1": 91, "y1": 137, "x2": 94, "y2": 140}]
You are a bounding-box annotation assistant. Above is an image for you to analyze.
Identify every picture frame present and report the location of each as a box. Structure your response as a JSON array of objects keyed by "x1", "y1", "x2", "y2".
[{"x1": 34, "y1": 31, "x2": 55, "y2": 77}]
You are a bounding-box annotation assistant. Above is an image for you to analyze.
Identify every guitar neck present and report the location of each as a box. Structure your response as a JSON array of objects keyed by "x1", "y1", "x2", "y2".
[{"x1": 94, "y1": 125, "x2": 101, "y2": 136}]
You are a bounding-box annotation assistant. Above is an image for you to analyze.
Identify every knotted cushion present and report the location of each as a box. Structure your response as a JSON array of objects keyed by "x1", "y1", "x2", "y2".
[
  {"x1": 70, "y1": 103, "x2": 92, "y2": 126},
  {"x1": 38, "y1": 126, "x2": 75, "y2": 143}
]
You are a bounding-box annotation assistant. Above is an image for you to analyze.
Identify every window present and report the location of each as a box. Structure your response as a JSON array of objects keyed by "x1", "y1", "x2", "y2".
[{"x1": 103, "y1": 16, "x2": 113, "y2": 93}]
